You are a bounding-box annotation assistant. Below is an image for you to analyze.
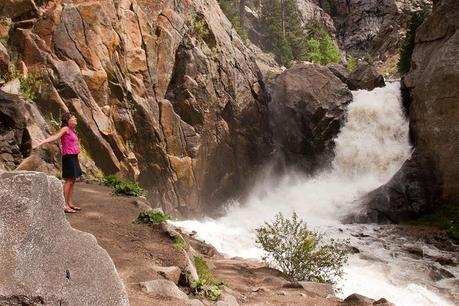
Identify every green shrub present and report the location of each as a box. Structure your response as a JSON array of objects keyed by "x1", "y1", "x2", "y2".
[
  {"x1": 174, "y1": 236, "x2": 188, "y2": 251},
  {"x1": 190, "y1": 256, "x2": 223, "y2": 301},
  {"x1": 103, "y1": 174, "x2": 144, "y2": 197},
  {"x1": 346, "y1": 55, "x2": 358, "y2": 72},
  {"x1": 398, "y1": 11, "x2": 427, "y2": 74},
  {"x1": 136, "y1": 210, "x2": 170, "y2": 226},
  {"x1": 190, "y1": 278, "x2": 222, "y2": 301},
  {"x1": 256, "y1": 212, "x2": 349, "y2": 284}
]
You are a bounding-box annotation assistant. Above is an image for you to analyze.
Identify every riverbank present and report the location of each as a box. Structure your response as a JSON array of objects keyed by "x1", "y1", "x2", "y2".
[{"x1": 68, "y1": 181, "x2": 398, "y2": 306}]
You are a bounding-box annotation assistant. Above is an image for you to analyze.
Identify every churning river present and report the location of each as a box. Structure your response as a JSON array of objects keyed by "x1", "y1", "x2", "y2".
[{"x1": 173, "y1": 82, "x2": 458, "y2": 306}]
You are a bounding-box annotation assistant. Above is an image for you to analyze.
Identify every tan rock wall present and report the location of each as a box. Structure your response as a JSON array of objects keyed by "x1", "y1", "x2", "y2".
[{"x1": 3, "y1": 0, "x2": 271, "y2": 216}]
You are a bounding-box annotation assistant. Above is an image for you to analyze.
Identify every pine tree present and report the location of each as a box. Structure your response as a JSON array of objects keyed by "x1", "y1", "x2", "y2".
[
  {"x1": 320, "y1": 34, "x2": 340, "y2": 64},
  {"x1": 284, "y1": 0, "x2": 308, "y2": 61}
]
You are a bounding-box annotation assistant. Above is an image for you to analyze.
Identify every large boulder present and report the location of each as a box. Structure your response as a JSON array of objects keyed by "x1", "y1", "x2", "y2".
[
  {"x1": 346, "y1": 63, "x2": 386, "y2": 90},
  {"x1": 345, "y1": 152, "x2": 441, "y2": 223},
  {"x1": 4, "y1": 0, "x2": 272, "y2": 216},
  {"x1": 269, "y1": 63, "x2": 352, "y2": 172},
  {"x1": 0, "y1": 171, "x2": 129, "y2": 305}
]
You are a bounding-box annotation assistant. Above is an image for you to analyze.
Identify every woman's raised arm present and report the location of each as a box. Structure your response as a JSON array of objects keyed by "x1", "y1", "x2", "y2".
[{"x1": 32, "y1": 126, "x2": 69, "y2": 149}]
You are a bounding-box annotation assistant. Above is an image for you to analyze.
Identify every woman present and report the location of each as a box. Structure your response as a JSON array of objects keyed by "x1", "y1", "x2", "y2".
[{"x1": 33, "y1": 112, "x2": 82, "y2": 213}]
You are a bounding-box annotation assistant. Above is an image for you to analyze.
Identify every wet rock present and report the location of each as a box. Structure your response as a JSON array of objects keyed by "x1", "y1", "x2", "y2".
[
  {"x1": 346, "y1": 63, "x2": 385, "y2": 91},
  {"x1": 0, "y1": 171, "x2": 129, "y2": 305},
  {"x1": 427, "y1": 255, "x2": 455, "y2": 266},
  {"x1": 269, "y1": 63, "x2": 352, "y2": 172},
  {"x1": 403, "y1": 244, "x2": 424, "y2": 258},
  {"x1": 428, "y1": 265, "x2": 455, "y2": 281},
  {"x1": 140, "y1": 279, "x2": 188, "y2": 300},
  {"x1": 346, "y1": 153, "x2": 441, "y2": 223}
]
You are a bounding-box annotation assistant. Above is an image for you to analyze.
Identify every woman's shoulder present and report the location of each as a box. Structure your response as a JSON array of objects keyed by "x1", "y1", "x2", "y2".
[{"x1": 60, "y1": 126, "x2": 70, "y2": 134}]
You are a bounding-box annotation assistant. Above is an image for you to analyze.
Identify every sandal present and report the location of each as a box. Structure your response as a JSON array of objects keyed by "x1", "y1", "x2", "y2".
[
  {"x1": 69, "y1": 206, "x2": 81, "y2": 211},
  {"x1": 64, "y1": 207, "x2": 77, "y2": 213}
]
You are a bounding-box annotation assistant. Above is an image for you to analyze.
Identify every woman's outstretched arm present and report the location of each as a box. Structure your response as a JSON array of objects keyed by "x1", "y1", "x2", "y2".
[{"x1": 32, "y1": 127, "x2": 69, "y2": 149}]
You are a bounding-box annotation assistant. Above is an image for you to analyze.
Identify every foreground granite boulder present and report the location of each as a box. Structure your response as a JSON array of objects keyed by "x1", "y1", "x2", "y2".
[
  {"x1": 0, "y1": 171, "x2": 129, "y2": 306},
  {"x1": 269, "y1": 63, "x2": 352, "y2": 172}
]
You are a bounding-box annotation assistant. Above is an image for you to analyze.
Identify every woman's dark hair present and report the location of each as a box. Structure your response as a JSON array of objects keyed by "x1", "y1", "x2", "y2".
[{"x1": 61, "y1": 112, "x2": 76, "y2": 128}]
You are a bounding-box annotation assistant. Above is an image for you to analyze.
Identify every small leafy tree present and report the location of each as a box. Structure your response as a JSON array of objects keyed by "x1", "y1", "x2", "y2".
[
  {"x1": 255, "y1": 212, "x2": 349, "y2": 284},
  {"x1": 398, "y1": 10, "x2": 427, "y2": 74}
]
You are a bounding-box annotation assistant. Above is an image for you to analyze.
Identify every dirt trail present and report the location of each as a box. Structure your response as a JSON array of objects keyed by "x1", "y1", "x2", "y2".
[{"x1": 68, "y1": 183, "x2": 189, "y2": 306}]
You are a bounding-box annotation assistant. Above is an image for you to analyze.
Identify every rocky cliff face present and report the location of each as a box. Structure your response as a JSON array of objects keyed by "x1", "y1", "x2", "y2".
[
  {"x1": 330, "y1": 0, "x2": 432, "y2": 58},
  {"x1": 0, "y1": 171, "x2": 129, "y2": 305},
  {"x1": 350, "y1": 0, "x2": 458, "y2": 223},
  {"x1": 0, "y1": 0, "x2": 272, "y2": 216},
  {"x1": 403, "y1": 0, "x2": 459, "y2": 205}
]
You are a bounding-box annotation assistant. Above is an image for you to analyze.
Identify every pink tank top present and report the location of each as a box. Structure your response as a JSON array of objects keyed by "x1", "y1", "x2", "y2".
[{"x1": 61, "y1": 127, "x2": 80, "y2": 155}]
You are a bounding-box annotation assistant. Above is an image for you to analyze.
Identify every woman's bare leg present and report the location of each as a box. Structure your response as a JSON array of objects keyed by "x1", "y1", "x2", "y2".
[
  {"x1": 68, "y1": 178, "x2": 75, "y2": 207},
  {"x1": 68, "y1": 178, "x2": 80, "y2": 210},
  {"x1": 63, "y1": 178, "x2": 75, "y2": 211}
]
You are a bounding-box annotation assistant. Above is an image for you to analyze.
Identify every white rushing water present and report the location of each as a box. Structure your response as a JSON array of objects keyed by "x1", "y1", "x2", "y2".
[{"x1": 173, "y1": 82, "x2": 456, "y2": 306}]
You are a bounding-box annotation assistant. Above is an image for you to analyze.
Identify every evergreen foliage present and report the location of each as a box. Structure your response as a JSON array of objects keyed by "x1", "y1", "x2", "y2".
[
  {"x1": 304, "y1": 20, "x2": 341, "y2": 65},
  {"x1": 256, "y1": 212, "x2": 349, "y2": 284},
  {"x1": 218, "y1": 0, "x2": 248, "y2": 41},
  {"x1": 398, "y1": 11, "x2": 427, "y2": 74},
  {"x1": 261, "y1": 0, "x2": 306, "y2": 67}
]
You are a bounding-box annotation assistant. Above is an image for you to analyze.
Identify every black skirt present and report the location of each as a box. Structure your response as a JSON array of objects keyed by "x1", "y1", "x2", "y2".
[{"x1": 62, "y1": 154, "x2": 82, "y2": 179}]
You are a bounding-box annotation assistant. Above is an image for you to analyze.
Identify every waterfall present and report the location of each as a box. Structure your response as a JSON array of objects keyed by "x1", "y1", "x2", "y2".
[{"x1": 173, "y1": 82, "x2": 455, "y2": 306}]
